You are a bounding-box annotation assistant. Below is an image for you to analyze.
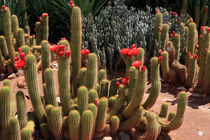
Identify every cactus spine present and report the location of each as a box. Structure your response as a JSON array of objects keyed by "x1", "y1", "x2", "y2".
[
  {"x1": 185, "y1": 56, "x2": 197, "y2": 88},
  {"x1": 11, "y1": 15, "x2": 19, "y2": 38},
  {"x1": 78, "y1": 86, "x2": 88, "y2": 115},
  {"x1": 81, "y1": 110, "x2": 94, "y2": 140},
  {"x1": 68, "y1": 110, "x2": 80, "y2": 140},
  {"x1": 203, "y1": 51, "x2": 210, "y2": 93},
  {"x1": 40, "y1": 123, "x2": 50, "y2": 139},
  {"x1": 100, "y1": 79, "x2": 109, "y2": 97},
  {"x1": 98, "y1": 69, "x2": 107, "y2": 83},
  {"x1": 79, "y1": 68, "x2": 87, "y2": 86},
  {"x1": 10, "y1": 117, "x2": 21, "y2": 140},
  {"x1": 188, "y1": 23, "x2": 197, "y2": 54},
  {"x1": 154, "y1": 12, "x2": 163, "y2": 42},
  {"x1": 109, "y1": 79, "x2": 118, "y2": 97}
]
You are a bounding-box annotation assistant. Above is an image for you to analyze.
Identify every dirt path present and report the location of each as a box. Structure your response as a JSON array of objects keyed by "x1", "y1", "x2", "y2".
[{"x1": 0, "y1": 69, "x2": 210, "y2": 140}]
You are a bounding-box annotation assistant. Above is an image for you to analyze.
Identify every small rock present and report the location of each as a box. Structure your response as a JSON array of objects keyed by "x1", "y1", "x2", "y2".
[
  {"x1": 120, "y1": 133, "x2": 131, "y2": 140},
  {"x1": 17, "y1": 79, "x2": 26, "y2": 88},
  {"x1": 198, "y1": 131, "x2": 203, "y2": 136},
  {"x1": 56, "y1": 97, "x2": 60, "y2": 103},
  {"x1": 191, "y1": 93, "x2": 204, "y2": 97},
  {"x1": 52, "y1": 64, "x2": 58, "y2": 70},
  {"x1": 102, "y1": 136, "x2": 113, "y2": 140},
  {"x1": 8, "y1": 73, "x2": 16, "y2": 79},
  {"x1": 15, "y1": 69, "x2": 23, "y2": 77},
  {"x1": 177, "y1": 86, "x2": 187, "y2": 91}
]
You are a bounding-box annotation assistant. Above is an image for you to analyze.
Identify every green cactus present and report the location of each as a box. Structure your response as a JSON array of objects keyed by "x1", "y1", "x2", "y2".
[
  {"x1": 104, "y1": 124, "x2": 111, "y2": 136},
  {"x1": 16, "y1": 91, "x2": 27, "y2": 129},
  {"x1": 24, "y1": 26, "x2": 30, "y2": 35},
  {"x1": 138, "y1": 116, "x2": 147, "y2": 130},
  {"x1": 45, "y1": 68, "x2": 58, "y2": 106},
  {"x1": 106, "y1": 85, "x2": 126, "y2": 120},
  {"x1": 159, "y1": 102, "x2": 168, "y2": 118},
  {"x1": 173, "y1": 34, "x2": 181, "y2": 61},
  {"x1": 161, "y1": 51, "x2": 169, "y2": 82},
  {"x1": 166, "y1": 43, "x2": 175, "y2": 67},
  {"x1": 110, "y1": 115, "x2": 120, "y2": 135},
  {"x1": 98, "y1": 69, "x2": 107, "y2": 83},
  {"x1": 160, "y1": 91, "x2": 187, "y2": 132},
  {"x1": 79, "y1": 68, "x2": 87, "y2": 86},
  {"x1": 17, "y1": 28, "x2": 25, "y2": 49},
  {"x1": 145, "y1": 112, "x2": 160, "y2": 140},
  {"x1": 181, "y1": 0, "x2": 188, "y2": 15},
  {"x1": 88, "y1": 89, "x2": 98, "y2": 103},
  {"x1": 35, "y1": 22, "x2": 42, "y2": 45},
  {"x1": 45, "y1": 104, "x2": 53, "y2": 132},
  {"x1": 185, "y1": 56, "x2": 197, "y2": 88},
  {"x1": 21, "y1": 121, "x2": 35, "y2": 140},
  {"x1": 2, "y1": 7, "x2": 15, "y2": 63},
  {"x1": 11, "y1": 15, "x2": 19, "y2": 39},
  {"x1": 42, "y1": 14, "x2": 49, "y2": 40},
  {"x1": 119, "y1": 106, "x2": 143, "y2": 131},
  {"x1": 78, "y1": 86, "x2": 88, "y2": 115},
  {"x1": 71, "y1": 6, "x2": 82, "y2": 96},
  {"x1": 10, "y1": 117, "x2": 21, "y2": 140},
  {"x1": 25, "y1": 34, "x2": 30, "y2": 46},
  {"x1": 81, "y1": 110, "x2": 94, "y2": 140},
  {"x1": 154, "y1": 12, "x2": 163, "y2": 42},
  {"x1": 88, "y1": 103, "x2": 98, "y2": 137},
  {"x1": 177, "y1": 65, "x2": 187, "y2": 84},
  {"x1": 137, "y1": 47, "x2": 145, "y2": 64},
  {"x1": 169, "y1": 69, "x2": 177, "y2": 85},
  {"x1": 109, "y1": 79, "x2": 118, "y2": 97},
  {"x1": 20, "y1": 45, "x2": 30, "y2": 55},
  {"x1": 100, "y1": 79, "x2": 109, "y2": 97},
  {"x1": 0, "y1": 36, "x2": 9, "y2": 59},
  {"x1": 195, "y1": 0, "x2": 200, "y2": 28},
  {"x1": 143, "y1": 57, "x2": 161, "y2": 109},
  {"x1": 96, "y1": 97, "x2": 108, "y2": 133},
  {"x1": 160, "y1": 24, "x2": 169, "y2": 49},
  {"x1": 127, "y1": 66, "x2": 138, "y2": 102},
  {"x1": 41, "y1": 40, "x2": 51, "y2": 83},
  {"x1": 126, "y1": 56, "x2": 133, "y2": 76},
  {"x1": 203, "y1": 51, "x2": 210, "y2": 93},
  {"x1": 108, "y1": 96, "x2": 117, "y2": 107},
  {"x1": 95, "y1": 83, "x2": 101, "y2": 97},
  {"x1": 184, "y1": 26, "x2": 189, "y2": 54},
  {"x1": 201, "y1": 6, "x2": 208, "y2": 26},
  {"x1": 24, "y1": 54, "x2": 46, "y2": 123},
  {"x1": 68, "y1": 110, "x2": 80, "y2": 140},
  {"x1": 58, "y1": 40, "x2": 71, "y2": 116},
  {"x1": 50, "y1": 107, "x2": 63, "y2": 140},
  {"x1": 188, "y1": 23, "x2": 197, "y2": 54},
  {"x1": 62, "y1": 116, "x2": 69, "y2": 139},
  {"x1": 0, "y1": 52, "x2": 6, "y2": 73},
  {"x1": 168, "y1": 112, "x2": 176, "y2": 121},
  {"x1": 40, "y1": 123, "x2": 50, "y2": 139}
]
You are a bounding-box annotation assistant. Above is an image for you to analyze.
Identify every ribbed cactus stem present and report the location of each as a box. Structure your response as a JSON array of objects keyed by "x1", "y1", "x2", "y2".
[
  {"x1": 81, "y1": 110, "x2": 94, "y2": 140},
  {"x1": 119, "y1": 106, "x2": 143, "y2": 131},
  {"x1": 110, "y1": 115, "x2": 120, "y2": 135},
  {"x1": 11, "y1": 15, "x2": 19, "y2": 38},
  {"x1": 104, "y1": 124, "x2": 111, "y2": 136},
  {"x1": 108, "y1": 96, "x2": 117, "y2": 107},
  {"x1": 185, "y1": 56, "x2": 197, "y2": 88},
  {"x1": 168, "y1": 112, "x2": 176, "y2": 121},
  {"x1": 2, "y1": 7, "x2": 15, "y2": 63},
  {"x1": 161, "y1": 51, "x2": 169, "y2": 82},
  {"x1": 21, "y1": 121, "x2": 35, "y2": 140},
  {"x1": 88, "y1": 89, "x2": 98, "y2": 103},
  {"x1": 160, "y1": 91, "x2": 187, "y2": 132},
  {"x1": 78, "y1": 86, "x2": 88, "y2": 115},
  {"x1": 160, "y1": 24, "x2": 169, "y2": 49},
  {"x1": 41, "y1": 40, "x2": 51, "y2": 83},
  {"x1": 88, "y1": 103, "x2": 98, "y2": 137},
  {"x1": 100, "y1": 79, "x2": 109, "y2": 97},
  {"x1": 188, "y1": 23, "x2": 197, "y2": 54},
  {"x1": 16, "y1": 91, "x2": 27, "y2": 129},
  {"x1": 173, "y1": 34, "x2": 181, "y2": 61},
  {"x1": 50, "y1": 107, "x2": 63, "y2": 140},
  {"x1": 143, "y1": 57, "x2": 161, "y2": 109},
  {"x1": 45, "y1": 68, "x2": 58, "y2": 106},
  {"x1": 24, "y1": 54, "x2": 46, "y2": 123},
  {"x1": 166, "y1": 43, "x2": 175, "y2": 67},
  {"x1": 0, "y1": 86, "x2": 11, "y2": 139},
  {"x1": 35, "y1": 22, "x2": 42, "y2": 45},
  {"x1": 159, "y1": 102, "x2": 168, "y2": 118},
  {"x1": 17, "y1": 28, "x2": 25, "y2": 48},
  {"x1": 79, "y1": 68, "x2": 87, "y2": 86},
  {"x1": 84, "y1": 53, "x2": 98, "y2": 90},
  {"x1": 181, "y1": 0, "x2": 188, "y2": 14},
  {"x1": 68, "y1": 110, "x2": 80, "y2": 140},
  {"x1": 98, "y1": 69, "x2": 107, "y2": 83},
  {"x1": 71, "y1": 6, "x2": 82, "y2": 96},
  {"x1": 137, "y1": 47, "x2": 145, "y2": 64},
  {"x1": 62, "y1": 116, "x2": 69, "y2": 139},
  {"x1": 42, "y1": 14, "x2": 49, "y2": 40},
  {"x1": 0, "y1": 51, "x2": 6, "y2": 73},
  {"x1": 127, "y1": 66, "x2": 138, "y2": 102},
  {"x1": 0, "y1": 36, "x2": 9, "y2": 59},
  {"x1": 203, "y1": 51, "x2": 210, "y2": 93},
  {"x1": 58, "y1": 40, "x2": 71, "y2": 116},
  {"x1": 154, "y1": 12, "x2": 163, "y2": 42},
  {"x1": 24, "y1": 26, "x2": 30, "y2": 34},
  {"x1": 201, "y1": 6, "x2": 208, "y2": 26},
  {"x1": 40, "y1": 123, "x2": 50, "y2": 139},
  {"x1": 10, "y1": 117, "x2": 21, "y2": 140},
  {"x1": 177, "y1": 65, "x2": 187, "y2": 84},
  {"x1": 195, "y1": 0, "x2": 200, "y2": 28},
  {"x1": 109, "y1": 79, "x2": 118, "y2": 97},
  {"x1": 96, "y1": 97, "x2": 108, "y2": 133}
]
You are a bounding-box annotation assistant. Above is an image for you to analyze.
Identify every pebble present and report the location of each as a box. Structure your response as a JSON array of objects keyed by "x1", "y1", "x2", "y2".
[
  {"x1": 177, "y1": 86, "x2": 187, "y2": 91},
  {"x1": 102, "y1": 136, "x2": 113, "y2": 140},
  {"x1": 8, "y1": 73, "x2": 16, "y2": 79}
]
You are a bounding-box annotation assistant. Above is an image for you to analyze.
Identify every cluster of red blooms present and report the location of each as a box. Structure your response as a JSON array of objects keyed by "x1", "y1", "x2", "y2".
[
  {"x1": 49, "y1": 44, "x2": 71, "y2": 58},
  {"x1": 120, "y1": 44, "x2": 140, "y2": 58},
  {"x1": 70, "y1": 0, "x2": 74, "y2": 7},
  {"x1": 200, "y1": 26, "x2": 210, "y2": 33},
  {"x1": 189, "y1": 18, "x2": 193, "y2": 22},
  {"x1": 81, "y1": 49, "x2": 90, "y2": 56},
  {"x1": 1, "y1": 5, "x2": 6, "y2": 11},
  {"x1": 132, "y1": 60, "x2": 141, "y2": 69},
  {"x1": 14, "y1": 48, "x2": 26, "y2": 69},
  {"x1": 170, "y1": 31, "x2": 176, "y2": 38},
  {"x1": 172, "y1": 11, "x2": 179, "y2": 23},
  {"x1": 205, "y1": 48, "x2": 209, "y2": 53},
  {"x1": 121, "y1": 76, "x2": 129, "y2": 86},
  {"x1": 193, "y1": 54, "x2": 199, "y2": 60}
]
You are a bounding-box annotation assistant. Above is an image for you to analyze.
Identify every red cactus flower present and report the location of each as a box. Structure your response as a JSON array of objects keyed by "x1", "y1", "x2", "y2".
[
  {"x1": 158, "y1": 49, "x2": 162, "y2": 55},
  {"x1": 58, "y1": 45, "x2": 65, "y2": 50},
  {"x1": 1, "y1": 5, "x2": 6, "y2": 10},
  {"x1": 70, "y1": 0, "x2": 74, "y2": 7},
  {"x1": 127, "y1": 51, "x2": 133, "y2": 58},
  {"x1": 176, "y1": 13, "x2": 179, "y2": 17},
  {"x1": 200, "y1": 35, "x2": 203, "y2": 38},
  {"x1": 18, "y1": 47, "x2": 21, "y2": 52},
  {"x1": 156, "y1": 9, "x2": 160, "y2": 13},
  {"x1": 131, "y1": 48, "x2": 139, "y2": 56},
  {"x1": 132, "y1": 60, "x2": 142, "y2": 69},
  {"x1": 176, "y1": 19, "x2": 179, "y2": 24},
  {"x1": 14, "y1": 59, "x2": 25, "y2": 69},
  {"x1": 116, "y1": 82, "x2": 120, "y2": 88},
  {"x1": 200, "y1": 26, "x2": 204, "y2": 31},
  {"x1": 205, "y1": 7, "x2": 208, "y2": 12},
  {"x1": 172, "y1": 12, "x2": 176, "y2": 16},
  {"x1": 42, "y1": 13, "x2": 48, "y2": 18},
  {"x1": 207, "y1": 27, "x2": 210, "y2": 33},
  {"x1": 170, "y1": 33, "x2": 174, "y2": 38},
  {"x1": 195, "y1": 44, "x2": 199, "y2": 48},
  {"x1": 65, "y1": 50, "x2": 71, "y2": 57},
  {"x1": 20, "y1": 52, "x2": 25, "y2": 59},
  {"x1": 32, "y1": 34, "x2": 35, "y2": 38},
  {"x1": 122, "y1": 78, "x2": 127, "y2": 86},
  {"x1": 205, "y1": 48, "x2": 208, "y2": 53},
  {"x1": 57, "y1": 50, "x2": 64, "y2": 56},
  {"x1": 158, "y1": 56, "x2": 163, "y2": 63},
  {"x1": 173, "y1": 31, "x2": 176, "y2": 36},
  {"x1": 187, "y1": 52, "x2": 191, "y2": 57},
  {"x1": 39, "y1": 17, "x2": 42, "y2": 21},
  {"x1": 120, "y1": 48, "x2": 130, "y2": 55},
  {"x1": 94, "y1": 99, "x2": 99, "y2": 105},
  {"x1": 193, "y1": 54, "x2": 199, "y2": 60},
  {"x1": 81, "y1": 49, "x2": 90, "y2": 56},
  {"x1": 25, "y1": 34, "x2": 29, "y2": 38},
  {"x1": 125, "y1": 76, "x2": 129, "y2": 81},
  {"x1": 14, "y1": 57, "x2": 19, "y2": 61},
  {"x1": 61, "y1": 37, "x2": 66, "y2": 40},
  {"x1": 189, "y1": 18, "x2": 193, "y2": 22},
  {"x1": 131, "y1": 44, "x2": 136, "y2": 48},
  {"x1": 34, "y1": 27, "x2": 37, "y2": 32},
  {"x1": 49, "y1": 44, "x2": 57, "y2": 52},
  {"x1": 141, "y1": 65, "x2": 146, "y2": 72},
  {"x1": 158, "y1": 26, "x2": 162, "y2": 31}
]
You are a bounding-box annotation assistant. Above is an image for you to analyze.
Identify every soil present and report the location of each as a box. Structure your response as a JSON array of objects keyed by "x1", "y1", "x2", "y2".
[{"x1": 0, "y1": 67, "x2": 210, "y2": 140}]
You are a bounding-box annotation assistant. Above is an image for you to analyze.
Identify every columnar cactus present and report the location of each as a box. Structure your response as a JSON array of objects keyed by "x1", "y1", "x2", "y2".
[
  {"x1": 137, "y1": 47, "x2": 145, "y2": 65},
  {"x1": 18, "y1": 0, "x2": 28, "y2": 26},
  {"x1": 71, "y1": 6, "x2": 82, "y2": 96},
  {"x1": 88, "y1": 103, "x2": 98, "y2": 137},
  {"x1": 181, "y1": 0, "x2": 188, "y2": 15},
  {"x1": 21, "y1": 121, "x2": 35, "y2": 140},
  {"x1": 127, "y1": 66, "x2": 138, "y2": 102},
  {"x1": 100, "y1": 79, "x2": 109, "y2": 97},
  {"x1": 78, "y1": 68, "x2": 87, "y2": 86},
  {"x1": 98, "y1": 69, "x2": 107, "y2": 83},
  {"x1": 24, "y1": 26, "x2": 30, "y2": 35},
  {"x1": 17, "y1": 28, "x2": 25, "y2": 48},
  {"x1": 78, "y1": 86, "x2": 88, "y2": 115},
  {"x1": 0, "y1": 36, "x2": 9, "y2": 59},
  {"x1": 24, "y1": 54, "x2": 46, "y2": 123},
  {"x1": 109, "y1": 79, "x2": 118, "y2": 97},
  {"x1": 88, "y1": 89, "x2": 98, "y2": 103},
  {"x1": 185, "y1": 56, "x2": 197, "y2": 88},
  {"x1": 201, "y1": 6, "x2": 208, "y2": 26},
  {"x1": 154, "y1": 12, "x2": 163, "y2": 42},
  {"x1": 10, "y1": 117, "x2": 21, "y2": 140},
  {"x1": 42, "y1": 13, "x2": 49, "y2": 40},
  {"x1": 40, "y1": 123, "x2": 50, "y2": 139},
  {"x1": 188, "y1": 23, "x2": 197, "y2": 54},
  {"x1": 81, "y1": 110, "x2": 94, "y2": 140},
  {"x1": 195, "y1": 0, "x2": 201, "y2": 28},
  {"x1": 110, "y1": 115, "x2": 120, "y2": 135},
  {"x1": 203, "y1": 51, "x2": 210, "y2": 93},
  {"x1": 35, "y1": 22, "x2": 42, "y2": 45},
  {"x1": 68, "y1": 110, "x2": 80, "y2": 140},
  {"x1": 11, "y1": 15, "x2": 19, "y2": 39},
  {"x1": 173, "y1": 34, "x2": 181, "y2": 61},
  {"x1": 161, "y1": 51, "x2": 169, "y2": 82},
  {"x1": 160, "y1": 24, "x2": 169, "y2": 49},
  {"x1": 16, "y1": 91, "x2": 27, "y2": 129},
  {"x1": 159, "y1": 102, "x2": 168, "y2": 118}
]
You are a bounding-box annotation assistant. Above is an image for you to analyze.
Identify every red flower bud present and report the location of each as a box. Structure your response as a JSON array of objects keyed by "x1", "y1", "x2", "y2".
[
  {"x1": 195, "y1": 44, "x2": 199, "y2": 48},
  {"x1": 65, "y1": 50, "x2": 71, "y2": 57},
  {"x1": 158, "y1": 49, "x2": 162, "y2": 55},
  {"x1": 49, "y1": 44, "x2": 57, "y2": 52},
  {"x1": 127, "y1": 51, "x2": 133, "y2": 57},
  {"x1": 158, "y1": 26, "x2": 162, "y2": 31},
  {"x1": 61, "y1": 37, "x2": 66, "y2": 40},
  {"x1": 42, "y1": 13, "x2": 48, "y2": 18},
  {"x1": 70, "y1": 0, "x2": 74, "y2": 7},
  {"x1": 193, "y1": 54, "x2": 199, "y2": 60},
  {"x1": 14, "y1": 59, "x2": 25, "y2": 69},
  {"x1": 122, "y1": 78, "x2": 127, "y2": 86},
  {"x1": 158, "y1": 56, "x2": 163, "y2": 63},
  {"x1": 205, "y1": 7, "x2": 208, "y2": 12},
  {"x1": 18, "y1": 47, "x2": 21, "y2": 52},
  {"x1": 131, "y1": 48, "x2": 139, "y2": 56},
  {"x1": 1, "y1": 5, "x2": 6, "y2": 10},
  {"x1": 172, "y1": 12, "x2": 176, "y2": 16},
  {"x1": 34, "y1": 27, "x2": 37, "y2": 32},
  {"x1": 57, "y1": 50, "x2": 64, "y2": 56},
  {"x1": 120, "y1": 48, "x2": 130, "y2": 55},
  {"x1": 20, "y1": 52, "x2": 25, "y2": 59},
  {"x1": 141, "y1": 66, "x2": 146, "y2": 72},
  {"x1": 39, "y1": 17, "x2": 42, "y2": 21},
  {"x1": 200, "y1": 26, "x2": 204, "y2": 31},
  {"x1": 173, "y1": 31, "x2": 176, "y2": 36},
  {"x1": 14, "y1": 57, "x2": 19, "y2": 61},
  {"x1": 32, "y1": 34, "x2": 35, "y2": 38},
  {"x1": 58, "y1": 45, "x2": 65, "y2": 50},
  {"x1": 25, "y1": 34, "x2": 29, "y2": 38},
  {"x1": 81, "y1": 49, "x2": 90, "y2": 56},
  {"x1": 200, "y1": 35, "x2": 203, "y2": 38},
  {"x1": 187, "y1": 52, "x2": 191, "y2": 57},
  {"x1": 94, "y1": 99, "x2": 99, "y2": 105},
  {"x1": 170, "y1": 33, "x2": 174, "y2": 38},
  {"x1": 189, "y1": 18, "x2": 193, "y2": 22},
  {"x1": 116, "y1": 82, "x2": 120, "y2": 88},
  {"x1": 156, "y1": 9, "x2": 160, "y2": 13},
  {"x1": 131, "y1": 44, "x2": 136, "y2": 48},
  {"x1": 205, "y1": 48, "x2": 208, "y2": 53},
  {"x1": 207, "y1": 27, "x2": 210, "y2": 33},
  {"x1": 132, "y1": 60, "x2": 142, "y2": 69}
]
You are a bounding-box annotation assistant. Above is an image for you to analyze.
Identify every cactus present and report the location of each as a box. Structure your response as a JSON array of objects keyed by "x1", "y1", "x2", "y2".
[
  {"x1": 181, "y1": 0, "x2": 188, "y2": 15},
  {"x1": 2, "y1": 7, "x2": 15, "y2": 63},
  {"x1": 173, "y1": 34, "x2": 181, "y2": 61},
  {"x1": 71, "y1": 6, "x2": 82, "y2": 96},
  {"x1": 35, "y1": 22, "x2": 42, "y2": 45},
  {"x1": 68, "y1": 110, "x2": 80, "y2": 140},
  {"x1": 160, "y1": 91, "x2": 187, "y2": 132},
  {"x1": 154, "y1": 12, "x2": 163, "y2": 42},
  {"x1": 109, "y1": 79, "x2": 118, "y2": 97},
  {"x1": 17, "y1": 28, "x2": 25, "y2": 49},
  {"x1": 161, "y1": 51, "x2": 169, "y2": 82},
  {"x1": 45, "y1": 104, "x2": 53, "y2": 132},
  {"x1": 0, "y1": 36, "x2": 9, "y2": 59},
  {"x1": 195, "y1": 0, "x2": 200, "y2": 28},
  {"x1": 0, "y1": 51, "x2": 6, "y2": 73},
  {"x1": 88, "y1": 103, "x2": 98, "y2": 137},
  {"x1": 143, "y1": 57, "x2": 161, "y2": 109},
  {"x1": 108, "y1": 96, "x2": 117, "y2": 107},
  {"x1": 169, "y1": 69, "x2": 177, "y2": 85},
  {"x1": 88, "y1": 89, "x2": 98, "y2": 103},
  {"x1": 127, "y1": 66, "x2": 138, "y2": 102},
  {"x1": 81, "y1": 110, "x2": 94, "y2": 140},
  {"x1": 100, "y1": 79, "x2": 109, "y2": 97},
  {"x1": 21, "y1": 121, "x2": 35, "y2": 140},
  {"x1": 188, "y1": 23, "x2": 197, "y2": 54},
  {"x1": 159, "y1": 102, "x2": 168, "y2": 118},
  {"x1": 0, "y1": 86, "x2": 11, "y2": 139},
  {"x1": 160, "y1": 24, "x2": 169, "y2": 49},
  {"x1": 185, "y1": 56, "x2": 197, "y2": 88},
  {"x1": 62, "y1": 116, "x2": 69, "y2": 139},
  {"x1": 16, "y1": 91, "x2": 27, "y2": 129},
  {"x1": 96, "y1": 97, "x2": 108, "y2": 133},
  {"x1": 168, "y1": 112, "x2": 176, "y2": 121},
  {"x1": 50, "y1": 107, "x2": 63, "y2": 140},
  {"x1": 110, "y1": 115, "x2": 120, "y2": 135},
  {"x1": 41, "y1": 40, "x2": 51, "y2": 83},
  {"x1": 184, "y1": 26, "x2": 189, "y2": 55},
  {"x1": 11, "y1": 15, "x2": 19, "y2": 38},
  {"x1": 177, "y1": 65, "x2": 187, "y2": 84},
  {"x1": 78, "y1": 68, "x2": 87, "y2": 86},
  {"x1": 84, "y1": 53, "x2": 98, "y2": 90},
  {"x1": 78, "y1": 86, "x2": 88, "y2": 115},
  {"x1": 24, "y1": 26, "x2": 30, "y2": 35},
  {"x1": 40, "y1": 123, "x2": 50, "y2": 139},
  {"x1": 10, "y1": 117, "x2": 21, "y2": 140},
  {"x1": 98, "y1": 69, "x2": 107, "y2": 83},
  {"x1": 58, "y1": 40, "x2": 71, "y2": 116},
  {"x1": 166, "y1": 42, "x2": 175, "y2": 67},
  {"x1": 18, "y1": 0, "x2": 28, "y2": 26},
  {"x1": 24, "y1": 54, "x2": 46, "y2": 123},
  {"x1": 42, "y1": 13, "x2": 49, "y2": 40},
  {"x1": 137, "y1": 47, "x2": 145, "y2": 64},
  {"x1": 104, "y1": 124, "x2": 111, "y2": 136},
  {"x1": 119, "y1": 106, "x2": 143, "y2": 131},
  {"x1": 203, "y1": 51, "x2": 210, "y2": 93},
  {"x1": 45, "y1": 68, "x2": 58, "y2": 106},
  {"x1": 201, "y1": 6, "x2": 208, "y2": 26}
]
